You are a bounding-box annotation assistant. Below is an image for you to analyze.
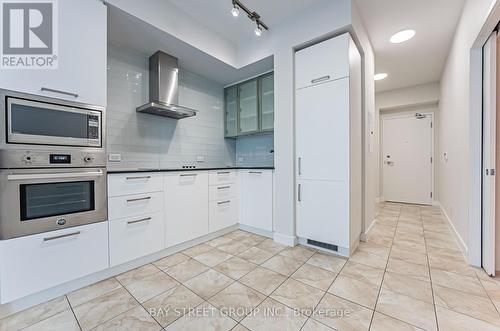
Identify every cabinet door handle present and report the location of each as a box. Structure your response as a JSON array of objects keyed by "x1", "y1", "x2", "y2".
[
  {"x1": 217, "y1": 186, "x2": 230, "y2": 190},
  {"x1": 311, "y1": 75, "x2": 330, "y2": 84},
  {"x1": 298, "y1": 157, "x2": 302, "y2": 175},
  {"x1": 217, "y1": 171, "x2": 230, "y2": 175},
  {"x1": 218, "y1": 200, "x2": 231, "y2": 205},
  {"x1": 298, "y1": 184, "x2": 302, "y2": 202},
  {"x1": 180, "y1": 173, "x2": 197, "y2": 177},
  {"x1": 127, "y1": 217, "x2": 152, "y2": 225},
  {"x1": 44, "y1": 231, "x2": 81, "y2": 242},
  {"x1": 249, "y1": 171, "x2": 262, "y2": 174},
  {"x1": 41, "y1": 87, "x2": 79, "y2": 98},
  {"x1": 126, "y1": 176, "x2": 151, "y2": 180},
  {"x1": 126, "y1": 196, "x2": 151, "y2": 203}
]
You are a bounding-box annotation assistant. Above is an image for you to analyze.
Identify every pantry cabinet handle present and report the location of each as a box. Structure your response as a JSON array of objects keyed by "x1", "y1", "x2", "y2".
[
  {"x1": 126, "y1": 196, "x2": 151, "y2": 203},
  {"x1": 311, "y1": 75, "x2": 330, "y2": 84},
  {"x1": 127, "y1": 217, "x2": 152, "y2": 225},
  {"x1": 298, "y1": 184, "x2": 302, "y2": 202},
  {"x1": 41, "y1": 87, "x2": 79, "y2": 98},
  {"x1": 126, "y1": 176, "x2": 151, "y2": 180},
  {"x1": 298, "y1": 157, "x2": 302, "y2": 175},
  {"x1": 217, "y1": 186, "x2": 230, "y2": 190},
  {"x1": 44, "y1": 231, "x2": 80, "y2": 242},
  {"x1": 218, "y1": 200, "x2": 231, "y2": 205}
]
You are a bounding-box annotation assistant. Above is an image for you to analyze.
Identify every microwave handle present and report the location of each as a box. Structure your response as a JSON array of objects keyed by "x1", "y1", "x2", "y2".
[
  {"x1": 41, "y1": 87, "x2": 79, "y2": 98},
  {"x1": 7, "y1": 170, "x2": 103, "y2": 181}
]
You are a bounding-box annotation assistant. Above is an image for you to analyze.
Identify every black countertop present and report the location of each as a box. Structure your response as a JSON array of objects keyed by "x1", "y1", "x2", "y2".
[{"x1": 107, "y1": 166, "x2": 275, "y2": 174}]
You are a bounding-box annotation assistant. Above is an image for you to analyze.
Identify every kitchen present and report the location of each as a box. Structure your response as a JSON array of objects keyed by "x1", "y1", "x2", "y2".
[{"x1": 0, "y1": 0, "x2": 484, "y2": 330}]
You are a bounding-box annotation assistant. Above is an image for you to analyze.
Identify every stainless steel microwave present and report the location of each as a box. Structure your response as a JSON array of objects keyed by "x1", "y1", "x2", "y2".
[{"x1": 0, "y1": 89, "x2": 104, "y2": 148}]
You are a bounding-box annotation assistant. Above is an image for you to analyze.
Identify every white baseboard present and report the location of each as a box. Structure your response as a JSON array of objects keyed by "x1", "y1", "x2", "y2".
[
  {"x1": 238, "y1": 224, "x2": 273, "y2": 239},
  {"x1": 435, "y1": 201, "x2": 468, "y2": 258},
  {"x1": 273, "y1": 232, "x2": 296, "y2": 247},
  {"x1": 0, "y1": 225, "x2": 238, "y2": 319}
]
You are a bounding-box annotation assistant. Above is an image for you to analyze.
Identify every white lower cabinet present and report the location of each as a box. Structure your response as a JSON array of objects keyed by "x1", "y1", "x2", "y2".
[
  {"x1": 164, "y1": 172, "x2": 209, "y2": 247},
  {"x1": 109, "y1": 212, "x2": 165, "y2": 267},
  {"x1": 240, "y1": 170, "x2": 273, "y2": 231},
  {"x1": 0, "y1": 222, "x2": 108, "y2": 303}
]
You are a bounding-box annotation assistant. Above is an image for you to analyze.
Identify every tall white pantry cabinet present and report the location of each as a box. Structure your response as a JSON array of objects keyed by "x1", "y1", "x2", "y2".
[{"x1": 295, "y1": 33, "x2": 362, "y2": 257}]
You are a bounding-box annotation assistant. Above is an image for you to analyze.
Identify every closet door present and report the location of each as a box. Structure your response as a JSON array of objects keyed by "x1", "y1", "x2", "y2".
[
  {"x1": 296, "y1": 78, "x2": 349, "y2": 181},
  {"x1": 482, "y1": 31, "x2": 497, "y2": 276}
]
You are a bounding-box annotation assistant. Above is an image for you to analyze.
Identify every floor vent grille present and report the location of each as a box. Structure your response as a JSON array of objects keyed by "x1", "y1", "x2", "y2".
[{"x1": 307, "y1": 239, "x2": 338, "y2": 252}]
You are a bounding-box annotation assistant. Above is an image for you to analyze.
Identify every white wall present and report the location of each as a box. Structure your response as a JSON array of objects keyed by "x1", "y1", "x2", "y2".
[{"x1": 438, "y1": 0, "x2": 497, "y2": 256}]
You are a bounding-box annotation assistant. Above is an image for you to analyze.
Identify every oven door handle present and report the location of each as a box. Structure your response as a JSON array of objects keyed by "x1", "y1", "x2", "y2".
[{"x1": 7, "y1": 170, "x2": 103, "y2": 181}]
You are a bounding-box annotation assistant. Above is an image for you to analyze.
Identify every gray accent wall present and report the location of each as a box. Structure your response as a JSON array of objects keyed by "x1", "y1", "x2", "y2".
[{"x1": 106, "y1": 46, "x2": 236, "y2": 170}]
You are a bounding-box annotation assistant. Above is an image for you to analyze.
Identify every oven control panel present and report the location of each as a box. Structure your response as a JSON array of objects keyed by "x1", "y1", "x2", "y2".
[{"x1": 0, "y1": 150, "x2": 106, "y2": 168}]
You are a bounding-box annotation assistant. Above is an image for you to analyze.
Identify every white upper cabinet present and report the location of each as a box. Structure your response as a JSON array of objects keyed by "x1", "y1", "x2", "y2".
[
  {"x1": 164, "y1": 172, "x2": 209, "y2": 247},
  {"x1": 295, "y1": 34, "x2": 350, "y2": 90},
  {"x1": 0, "y1": 0, "x2": 107, "y2": 106}
]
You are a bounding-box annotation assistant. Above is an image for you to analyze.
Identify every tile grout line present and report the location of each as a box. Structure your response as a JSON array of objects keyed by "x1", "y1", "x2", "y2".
[
  {"x1": 65, "y1": 295, "x2": 84, "y2": 331},
  {"x1": 366, "y1": 204, "x2": 401, "y2": 331}
]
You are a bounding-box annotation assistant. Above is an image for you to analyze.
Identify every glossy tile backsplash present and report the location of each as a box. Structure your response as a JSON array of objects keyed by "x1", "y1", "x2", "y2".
[
  {"x1": 235, "y1": 133, "x2": 274, "y2": 167},
  {"x1": 106, "y1": 46, "x2": 236, "y2": 170}
]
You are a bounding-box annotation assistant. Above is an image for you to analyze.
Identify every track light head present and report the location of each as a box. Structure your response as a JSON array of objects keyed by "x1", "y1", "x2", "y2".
[
  {"x1": 254, "y1": 24, "x2": 263, "y2": 37},
  {"x1": 231, "y1": 5, "x2": 240, "y2": 17}
]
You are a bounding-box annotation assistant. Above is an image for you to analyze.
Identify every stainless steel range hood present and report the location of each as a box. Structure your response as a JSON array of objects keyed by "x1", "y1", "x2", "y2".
[{"x1": 136, "y1": 51, "x2": 197, "y2": 119}]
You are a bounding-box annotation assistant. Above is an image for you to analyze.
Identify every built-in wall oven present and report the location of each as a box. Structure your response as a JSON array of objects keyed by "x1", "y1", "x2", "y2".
[{"x1": 0, "y1": 89, "x2": 107, "y2": 240}]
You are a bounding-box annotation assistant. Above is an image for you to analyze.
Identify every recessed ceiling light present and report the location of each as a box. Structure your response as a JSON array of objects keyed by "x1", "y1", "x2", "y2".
[
  {"x1": 390, "y1": 29, "x2": 415, "y2": 44},
  {"x1": 231, "y1": 5, "x2": 240, "y2": 17},
  {"x1": 374, "y1": 73, "x2": 388, "y2": 81}
]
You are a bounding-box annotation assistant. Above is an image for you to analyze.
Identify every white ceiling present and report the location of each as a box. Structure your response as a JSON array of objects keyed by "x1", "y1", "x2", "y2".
[
  {"x1": 167, "y1": 0, "x2": 323, "y2": 45},
  {"x1": 355, "y1": 0, "x2": 466, "y2": 92}
]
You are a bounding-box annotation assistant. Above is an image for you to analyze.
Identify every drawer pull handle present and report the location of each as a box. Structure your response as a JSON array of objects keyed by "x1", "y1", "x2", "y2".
[
  {"x1": 249, "y1": 171, "x2": 262, "y2": 174},
  {"x1": 217, "y1": 200, "x2": 231, "y2": 205},
  {"x1": 126, "y1": 196, "x2": 151, "y2": 203},
  {"x1": 127, "y1": 217, "x2": 152, "y2": 225},
  {"x1": 217, "y1": 171, "x2": 230, "y2": 175},
  {"x1": 41, "y1": 87, "x2": 79, "y2": 98},
  {"x1": 217, "y1": 186, "x2": 230, "y2": 190},
  {"x1": 311, "y1": 75, "x2": 330, "y2": 84},
  {"x1": 126, "y1": 176, "x2": 151, "y2": 180},
  {"x1": 180, "y1": 174, "x2": 197, "y2": 177},
  {"x1": 44, "y1": 231, "x2": 81, "y2": 242}
]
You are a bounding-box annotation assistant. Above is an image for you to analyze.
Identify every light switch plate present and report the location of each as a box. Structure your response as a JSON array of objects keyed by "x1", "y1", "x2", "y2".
[
  {"x1": 196, "y1": 155, "x2": 205, "y2": 162},
  {"x1": 108, "y1": 153, "x2": 122, "y2": 162}
]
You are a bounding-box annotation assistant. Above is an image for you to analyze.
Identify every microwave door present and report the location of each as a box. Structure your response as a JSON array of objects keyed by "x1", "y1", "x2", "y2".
[{"x1": 7, "y1": 97, "x2": 101, "y2": 147}]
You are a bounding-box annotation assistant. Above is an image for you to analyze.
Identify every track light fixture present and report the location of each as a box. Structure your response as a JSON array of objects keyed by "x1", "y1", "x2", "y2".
[{"x1": 231, "y1": 0, "x2": 269, "y2": 37}]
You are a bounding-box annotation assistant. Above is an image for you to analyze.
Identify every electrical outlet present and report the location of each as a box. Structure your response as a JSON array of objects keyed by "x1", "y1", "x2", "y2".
[
  {"x1": 196, "y1": 155, "x2": 205, "y2": 162},
  {"x1": 108, "y1": 153, "x2": 122, "y2": 162}
]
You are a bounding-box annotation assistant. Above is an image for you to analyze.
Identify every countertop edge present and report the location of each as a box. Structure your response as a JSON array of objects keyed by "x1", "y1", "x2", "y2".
[{"x1": 107, "y1": 167, "x2": 275, "y2": 174}]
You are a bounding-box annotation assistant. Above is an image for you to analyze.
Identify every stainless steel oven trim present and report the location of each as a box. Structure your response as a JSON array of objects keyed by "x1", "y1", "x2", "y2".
[
  {"x1": 0, "y1": 168, "x2": 107, "y2": 240},
  {"x1": 6, "y1": 97, "x2": 102, "y2": 148}
]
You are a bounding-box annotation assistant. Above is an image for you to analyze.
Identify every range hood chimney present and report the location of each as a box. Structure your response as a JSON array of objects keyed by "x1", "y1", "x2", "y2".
[{"x1": 136, "y1": 51, "x2": 197, "y2": 119}]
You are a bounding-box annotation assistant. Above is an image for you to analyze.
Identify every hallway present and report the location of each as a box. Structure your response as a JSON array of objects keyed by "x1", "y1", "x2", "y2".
[{"x1": 1, "y1": 203, "x2": 499, "y2": 330}]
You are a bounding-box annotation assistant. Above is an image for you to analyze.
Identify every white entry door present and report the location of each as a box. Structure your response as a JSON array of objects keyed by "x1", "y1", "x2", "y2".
[
  {"x1": 482, "y1": 31, "x2": 497, "y2": 276},
  {"x1": 382, "y1": 113, "x2": 433, "y2": 205}
]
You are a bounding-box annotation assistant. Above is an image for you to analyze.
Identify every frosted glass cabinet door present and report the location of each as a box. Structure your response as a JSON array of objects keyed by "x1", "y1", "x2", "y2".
[
  {"x1": 225, "y1": 86, "x2": 238, "y2": 137},
  {"x1": 238, "y1": 80, "x2": 259, "y2": 134},
  {"x1": 260, "y1": 74, "x2": 274, "y2": 131}
]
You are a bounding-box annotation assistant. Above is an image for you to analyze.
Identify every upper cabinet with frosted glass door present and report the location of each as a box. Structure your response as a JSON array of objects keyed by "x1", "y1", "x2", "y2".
[{"x1": 224, "y1": 72, "x2": 274, "y2": 138}]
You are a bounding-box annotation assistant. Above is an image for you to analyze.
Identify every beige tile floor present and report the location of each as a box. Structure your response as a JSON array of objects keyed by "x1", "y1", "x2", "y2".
[{"x1": 2, "y1": 203, "x2": 500, "y2": 330}]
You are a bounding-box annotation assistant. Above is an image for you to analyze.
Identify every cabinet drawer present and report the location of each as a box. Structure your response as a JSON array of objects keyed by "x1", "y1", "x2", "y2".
[
  {"x1": 0, "y1": 222, "x2": 108, "y2": 303},
  {"x1": 109, "y1": 212, "x2": 165, "y2": 267},
  {"x1": 209, "y1": 199, "x2": 238, "y2": 233},
  {"x1": 108, "y1": 192, "x2": 163, "y2": 220},
  {"x1": 108, "y1": 173, "x2": 163, "y2": 197},
  {"x1": 209, "y1": 170, "x2": 236, "y2": 185},
  {"x1": 209, "y1": 184, "x2": 237, "y2": 201},
  {"x1": 295, "y1": 33, "x2": 350, "y2": 90}
]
